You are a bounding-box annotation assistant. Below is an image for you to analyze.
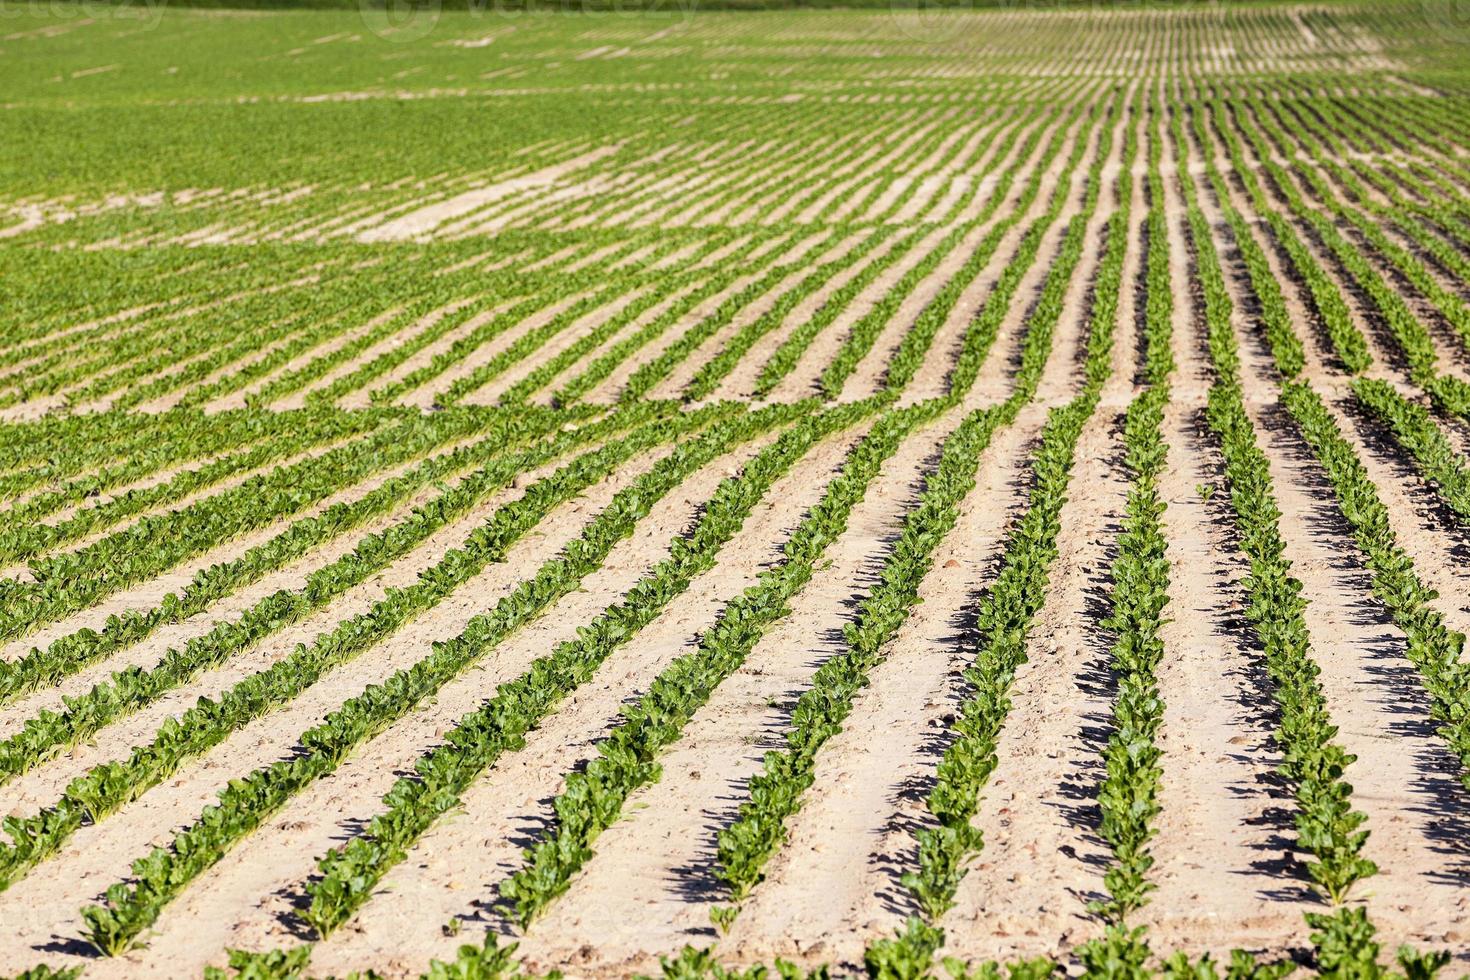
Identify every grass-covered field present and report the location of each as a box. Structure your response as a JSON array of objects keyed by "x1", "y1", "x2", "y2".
[{"x1": 3, "y1": 1, "x2": 1470, "y2": 977}]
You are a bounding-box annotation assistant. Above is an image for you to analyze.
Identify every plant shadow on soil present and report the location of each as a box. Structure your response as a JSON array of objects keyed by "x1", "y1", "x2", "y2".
[
  {"x1": 853, "y1": 432, "x2": 1045, "y2": 922},
  {"x1": 659, "y1": 447, "x2": 928, "y2": 912},
  {"x1": 881, "y1": 217, "x2": 1117, "y2": 840},
  {"x1": 1184, "y1": 401, "x2": 1312, "y2": 905},
  {"x1": 1256, "y1": 392, "x2": 1470, "y2": 889},
  {"x1": 1052, "y1": 405, "x2": 1126, "y2": 889}
]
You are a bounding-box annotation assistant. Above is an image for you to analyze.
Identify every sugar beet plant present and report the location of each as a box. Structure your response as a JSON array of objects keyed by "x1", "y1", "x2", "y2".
[
  {"x1": 296, "y1": 397, "x2": 880, "y2": 938},
  {"x1": 497, "y1": 396, "x2": 946, "y2": 927},
  {"x1": 1177, "y1": 107, "x2": 1449, "y2": 978},
  {"x1": 862, "y1": 88, "x2": 1131, "y2": 980},
  {"x1": 0, "y1": 404, "x2": 629, "y2": 784},
  {"x1": 76, "y1": 402, "x2": 799, "y2": 955}
]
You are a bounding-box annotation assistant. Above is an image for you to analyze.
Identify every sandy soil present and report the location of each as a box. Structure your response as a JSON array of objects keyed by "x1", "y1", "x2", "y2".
[{"x1": 6, "y1": 15, "x2": 1470, "y2": 975}]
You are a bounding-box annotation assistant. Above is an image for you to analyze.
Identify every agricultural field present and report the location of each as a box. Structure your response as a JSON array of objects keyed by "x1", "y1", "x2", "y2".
[{"x1": 3, "y1": 0, "x2": 1470, "y2": 977}]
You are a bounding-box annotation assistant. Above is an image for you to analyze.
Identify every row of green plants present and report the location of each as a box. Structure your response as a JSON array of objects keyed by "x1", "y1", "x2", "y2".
[
  {"x1": 1193, "y1": 95, "x2": 1372, "y2": 376},
  {"x1": 562, "y1": 232, "x2": 805, "y2": 406},
  {"x1": 173, "y1": 297, "x2": 424, "y2": 414},
  {"x1": 398, "y1": 100, "x2": 997, "y2": 412},
  {"x1": 715, "y1": 401, "x2": 1007, "y2": 909},
  {"x1": 0, "y1": 403, "x2": 721, "y2": 894},
  {"x1": 0, "y1": 406, "x2": 587, "y2": 708},
  {"x1": 296, "y1": 398, "x2": 879, "y2": 938},
  {"x1": 558, "y1": 96, "x2": 1023, "y2": 405},
  {"x1": 814, "y1": 105, "x2": 1063, "y2": 399},
  {"x1": 621, "y1": 104, "x2": 1037, "y2": 406},
  {"x1": 864, "y1": 399, "x2": 1115, "y2": 976},
  {"x1": 682, "y1": 226, "x2": 898, "y2": 402},
  {"x1": 1351, "y1": 378, "x2": 1470, "y2": 525},
  {"x1": 496, "y1": 397, "x2": 945, "y2": 926},
  {"x1": 1202, "y1": 85, "x2": 1470, "y2": 799},
  {"x1": 1273, "y1": 93, "x2": 1470, "y2": 315},
  {"x1": 1286, "y1": 88, "x2": 1470, "y2": 255},
  {"x1": 446, "y1": 232, "x2": 774, "y2": 406},
  {"x1": 863, "y1": 277, "x2": 1114, "y2": 980},
  {"x1": 1244, "y1": 97, "x2": 1470, "y2": 360},
  {"x1": 1219, "y1": 97, "x2": 1470, "y2": 417},
  {"x1": 0, "y1": 405, "x2": 636, "y2": 782},
  {"x1": 1176, "y1": 109, "x2": 1448, "y2": 978},
  {"x1": 1081, "y1": 97, "x2": 1174, "y2": 965},
  {"x1": 0, "y1": 406, "x2": 371, "y2": 510},
  {"x1": 881, "y1": 98, "x2": 1100, "y2": 396},
  {"x1": 1280, "y1": 381, "x2": 1470, "y2": 791},
  {"x1": 43, "y1": 263, "x2": 466, "y2": 413},
  {"x1": 717, "y1": 88, "x2": 1122, "y2": 928},
  {"x1": 76, "y1": 402, "x2": 798, "y2": 955},
  {"x1": 1181, "y1": 105, "x2": 1378, "y2": 903},
  {"x1": 507, "y1": 231, "x2": 805, "y2": 405},
  {"x1": 0, "y1": 414, "x2": 366, "y2": 568},
  {"x1": 249, "y1": 278, "x2": 535, "y2": 410},
  {"x1": 0, "y1": 410, "x2": 497, "y2": 642},
  {"x1": 367, "y1": 235, "x2": 695, "y2": 407},
  {"x1": 749, "y1": 102, "x2": 1058, "y2": 399},
  {"x1": 8, "y1": 286, "x2": 335, "y2": 408},
  {"x1": 945, "y1": 95, "x2": 1097, "y2": 399}
]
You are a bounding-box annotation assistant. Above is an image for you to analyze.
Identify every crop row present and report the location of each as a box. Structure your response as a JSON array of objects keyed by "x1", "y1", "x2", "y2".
[
  {"x1": 497, "y1": 396, "x2": 946, "y2": 927},
  {"x1": 747, "y1": 103, "x2": 1054, "y2": 399},
  {"x1": 512, "y1": 231, "x2": 811, "y2": 405},
  {"x1": 0, "y1": 404, "x2": 633, "y2": 782},
  {"x1": 946, "y1": 95, "x2": 1098, "y2": 400},
  {"x1": 450, "y1": 232, "x2": 779, "y2": 407},
  {"x1": 298, "y1": 397, "x2": 880, "y2": 937},
  {"x1": 1196, "y1": 87, "x2": 1470, "y2": 806},
  {"x1": 1281, "y1": 381, "x2": 1470, "y2": 792},
  {"x1": 1177, "y1": 107, "x2": 1451, "y2": 976},
  {"x1": 1087, "y1": 94, "x2": 1173, "y2": 944},
  {"x1": 1351, "y1": 378, "x2": 1470, "y2": 525},
  {"x1": 1246, "y1": 97, "x2": 1470, "y2": 362},
  {"x1": 0, "y1": 405, "x2": 587, "y2": 709},
  {"x1": 637, "y1": 109, "x2": 1043, "y2": 406},
  {"x1": 718, "y1": 89, "x2": 1122, "y2": 936},
  {"x1": 0, "y1": 412, "x2": 378, "y2": 569},
  {"x1": 0, "y1": 402, "x2": 718, "y2": 894},
  {"x1": 1220, "y1": 97, "x2": 1470, "y2": 416},
  {"x1": 814, "y1": 105, "x2": 1064, "y2": 399},
  {"x1": 861, "y1": 90, "x2": 1132, "y2": 979},
  {"x1": 0, "y1": 409, "x2": 500, "y2": 642},
  {"x1": 77, "y1": 401, "x2": 797, "y2": 954},
  {"x1": 1196, "y1": 97, "x2": 1372, "y2": 376}
]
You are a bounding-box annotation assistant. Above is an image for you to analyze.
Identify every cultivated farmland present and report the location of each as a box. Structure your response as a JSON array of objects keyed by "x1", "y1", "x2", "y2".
[{"x1": 2, "y1": 2, "x2": 1470, "y2": 977}]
